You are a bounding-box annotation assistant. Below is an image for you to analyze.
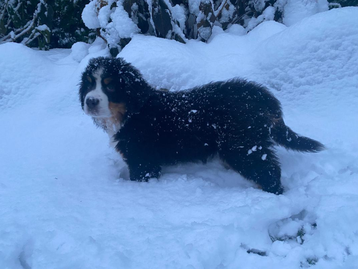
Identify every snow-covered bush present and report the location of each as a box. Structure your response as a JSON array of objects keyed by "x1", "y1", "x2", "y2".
[
  {"x1": 82, "y1": 0, "x2": 291, "y2": 56},
  {"x1": 0, "y1": 0, "x2": 355, "y2": 51},
  {"x1": 84, "y1": 0, "x2": 358, "y2": 56}
]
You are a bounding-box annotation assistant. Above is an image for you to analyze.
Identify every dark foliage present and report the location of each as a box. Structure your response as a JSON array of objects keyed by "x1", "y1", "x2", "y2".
[
  {"x1": 329, "y1": 0, "x2": 358, "y2": 7},
  {"x1": 51, "y1": 0, "x2": 96, "y2": 48},
  {"x1": 0, "y1": 0, "x2": 95, "y2": 49}
]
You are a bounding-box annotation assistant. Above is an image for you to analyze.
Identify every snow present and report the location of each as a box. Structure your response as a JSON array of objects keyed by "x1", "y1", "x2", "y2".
[
  {"x1": 111, "y1": 3, "x2": 140, "y2": 38},
  {"x1": 283, "y1": 0, "x2": 329, "y2": 26},
  {"x1": 1, "y1": 6, "x2": 358, "y2": 269},
  {"x1": 35, "y1": 25, "x2": 50, "y2": 32},
  {"x1": 82, "y1": 0, "x2": 101, "y2": 29},
  {"x1": 164, "y1": 0, "x2": 187, "y2": 30},
  {"x1": 246, "y1": 6, "x2": 276, "y2": 31},
  {"x1": 70, "y1": 42, "x2": 90, "y2": 62}
]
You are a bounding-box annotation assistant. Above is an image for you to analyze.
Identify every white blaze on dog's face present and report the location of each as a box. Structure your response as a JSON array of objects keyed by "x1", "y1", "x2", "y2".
[
  {"x1": 83, "y1": 68, "x2": 112, "y2": 118},
  {"x1": 80, "y1": 65, "x2": 127, "y2": 147}
]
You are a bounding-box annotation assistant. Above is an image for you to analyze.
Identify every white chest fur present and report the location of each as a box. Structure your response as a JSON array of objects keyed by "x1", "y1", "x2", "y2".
[{"x1": 93, "y1": 117, "x2": 121, "y2": 148}]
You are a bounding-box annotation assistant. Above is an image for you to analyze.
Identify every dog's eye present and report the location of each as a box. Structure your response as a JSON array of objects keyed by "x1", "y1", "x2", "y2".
[
  {"x1": 86, "y1": 75, "x2": 93, "y2": 83},
  {"x1": 103, "y1": 77, "x2": 115, "y2": 92},
  {"x1": 103, "y1": 77, "x2": 113, "y2": 85}
]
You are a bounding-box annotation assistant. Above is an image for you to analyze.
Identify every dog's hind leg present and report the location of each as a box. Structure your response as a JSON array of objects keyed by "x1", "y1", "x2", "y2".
[{"x1": 219, "y1": 146, "x2": 283, "y2": 194}]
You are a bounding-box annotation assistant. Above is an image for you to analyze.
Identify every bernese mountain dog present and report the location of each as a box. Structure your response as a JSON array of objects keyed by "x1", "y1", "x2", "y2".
[{"x1": 79, "y1": 57, "x2": 324, "y2": 194}]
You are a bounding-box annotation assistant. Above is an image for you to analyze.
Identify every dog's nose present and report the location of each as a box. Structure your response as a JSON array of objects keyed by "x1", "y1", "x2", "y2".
[{"x1": 86, "y1": 97, "x2": 99, "y2": 109}]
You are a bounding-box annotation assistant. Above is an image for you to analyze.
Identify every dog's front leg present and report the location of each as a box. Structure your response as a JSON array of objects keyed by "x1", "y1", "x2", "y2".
[
  {"x1": 115, "y1": 125, "x2": 161, "y2": 181},
  {"x1": 126, "y1": 160, "x2": 161, "y2": 182}
]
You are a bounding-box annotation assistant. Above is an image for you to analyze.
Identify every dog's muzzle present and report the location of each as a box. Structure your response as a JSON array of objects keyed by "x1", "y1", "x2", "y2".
[{"x1": 86, "y1": 97, "x2": 99, "y2": 110}]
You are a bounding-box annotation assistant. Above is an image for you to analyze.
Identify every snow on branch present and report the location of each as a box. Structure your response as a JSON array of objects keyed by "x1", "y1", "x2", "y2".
[{"x1": 0, "y1": 0, "x2": 51, "y2": 49}]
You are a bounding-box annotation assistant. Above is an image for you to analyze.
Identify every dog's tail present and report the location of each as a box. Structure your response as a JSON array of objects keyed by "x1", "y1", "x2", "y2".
[{"x1": 270, "y1": 118, "x2": 324, "y2": 152}]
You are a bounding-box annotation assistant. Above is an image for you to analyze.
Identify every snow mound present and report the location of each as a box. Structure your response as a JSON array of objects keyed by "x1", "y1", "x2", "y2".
[
  {"x1": 283, "y1": 0, "x2": 329, "y2": 26},
  {"x1": 0, "y1": 43, "x2": 53, "y2": 110},
  {"x1": 70, "y1": 42, "x2": 90, "y2": 62},
  {"x1": 259, "y1": 7, "x2": 358, "y2": 91}
]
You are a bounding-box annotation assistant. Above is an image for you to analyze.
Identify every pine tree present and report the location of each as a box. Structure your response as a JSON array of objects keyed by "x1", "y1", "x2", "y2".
[
  {"x1": 0, "y1": 0, "x2": 94, "y2": 49},
  {"x1": 51, "y1": 0, "x2": 95, "y2": 48},
  {"x1": 0, "y1": 0, "x2": 51, "y2": 49}
]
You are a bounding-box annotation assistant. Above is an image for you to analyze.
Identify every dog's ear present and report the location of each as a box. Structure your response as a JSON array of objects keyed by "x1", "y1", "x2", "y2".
[
  {"x1": 115, "y1": 59, "x2": 154, "y2": 114},
  {"x1": 123, "y1": 79, "x2": 154, "y2": 114}
]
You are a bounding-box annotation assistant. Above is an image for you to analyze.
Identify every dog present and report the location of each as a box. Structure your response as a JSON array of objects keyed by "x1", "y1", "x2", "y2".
[{"x1": 79, "y1": 57, "x2": 324, "y2": 194}]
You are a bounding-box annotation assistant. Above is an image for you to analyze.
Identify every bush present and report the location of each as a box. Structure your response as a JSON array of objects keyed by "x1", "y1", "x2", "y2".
[
  {"x1": 82, "y1": 0, "x2": 288, "y2": 56},
  {"x1": 1, "y1": 0, "x2": 357, "y2": 51}
]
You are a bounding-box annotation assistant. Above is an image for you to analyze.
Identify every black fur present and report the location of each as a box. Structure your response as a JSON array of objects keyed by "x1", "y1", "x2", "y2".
[{"x1": 80, "y1": 57, "x2": 324, "y2": 194}]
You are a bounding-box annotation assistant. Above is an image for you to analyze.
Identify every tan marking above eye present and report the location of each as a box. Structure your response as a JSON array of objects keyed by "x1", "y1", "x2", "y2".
[
  {"x1": 103, "y1": 77, "x2": 113, "y2": 85},
  {"x1": 86, "y1": 75, "x2": 92, "y2": 83}
]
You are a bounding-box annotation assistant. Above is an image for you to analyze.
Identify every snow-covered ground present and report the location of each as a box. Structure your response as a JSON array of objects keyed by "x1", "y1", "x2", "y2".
[{"x1": 1, "y1": 7, "x2": 358, "y2": 269}]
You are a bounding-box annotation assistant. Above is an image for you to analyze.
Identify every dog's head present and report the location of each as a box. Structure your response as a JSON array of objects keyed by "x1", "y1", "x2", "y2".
[{"x1": 79, "y1": 57, "x2": 151, "y2": 121}]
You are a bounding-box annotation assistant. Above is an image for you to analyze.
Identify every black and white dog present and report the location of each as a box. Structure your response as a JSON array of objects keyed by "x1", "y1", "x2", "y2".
[{"x1": 79, "y1": 57, "x2": 324, "y2": 194}]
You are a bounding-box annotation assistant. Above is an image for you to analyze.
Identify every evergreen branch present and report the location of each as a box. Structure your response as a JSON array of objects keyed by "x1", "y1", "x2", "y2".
[
  {"x1": 0, "y1": 0, "x2": 10, "y2": 21},
  {"x1": 214, "y1": 0, "x2": 228, "y2": 18},
  {"x1": 24, "y1": 30, "x2": 41, "y2": 45},
  {"x1": 9, "y1": 2, "x2": 42, "y2": 42},
  {"x1": 4, "y1": 1, "x2": 23, "y2": 29}
]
